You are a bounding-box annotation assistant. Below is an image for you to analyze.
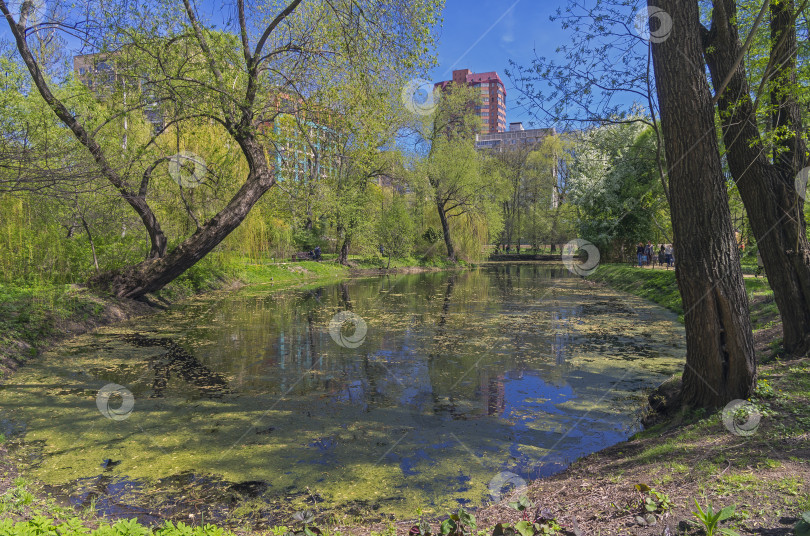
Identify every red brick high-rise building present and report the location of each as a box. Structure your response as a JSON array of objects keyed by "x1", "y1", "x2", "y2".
[{"x1": 434, "y1": 69, "x2": 507, "y2": 134}]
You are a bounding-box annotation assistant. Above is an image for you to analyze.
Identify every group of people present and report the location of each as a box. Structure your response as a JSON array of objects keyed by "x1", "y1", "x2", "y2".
[{"x1": 637, "y1": 242, "x2": 674, "y2": 268}]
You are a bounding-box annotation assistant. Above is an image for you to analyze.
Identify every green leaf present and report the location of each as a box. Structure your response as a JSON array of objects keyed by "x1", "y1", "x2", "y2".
[
  {"x1": 794, "y1": 519, "x2": 810, "y2": 536},
  {"x1": 803, "y1": 512, "x2": 810, "y2": 524},
  {"x1": 440, "y1": 519, "x2": 456, "y2": 536},
  {"x1": 693, "y1": 499, "x2": 706, "y2": 519},
  {"x1": 645, "y1": 502, "x2": 658, "y2": 512},
  {"x1": 513, "y1": 521, "x2": 534, "y2": 536},
  {"x1": 458, "y1": 510, "x2": 476, "y2": 529},
  {"x1": 717, "y1": 505, "x2": 736, "y2": 522},
  {"x1": 718, "y1": 529, "x2": 740, "y2": 536},
  {"x1": 634, "y1": 483, "x2": 651, "y2": 493}
]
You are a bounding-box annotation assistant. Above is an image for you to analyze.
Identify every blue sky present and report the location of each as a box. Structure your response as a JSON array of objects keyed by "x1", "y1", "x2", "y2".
[{"x1": 429, "y1": 0, "x2": 568, "y2": 128}]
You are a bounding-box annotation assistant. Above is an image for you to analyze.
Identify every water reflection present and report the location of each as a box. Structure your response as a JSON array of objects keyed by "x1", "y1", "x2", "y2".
[{"x1": 0, "y1": 264, "x2": 686, "y2": 520}]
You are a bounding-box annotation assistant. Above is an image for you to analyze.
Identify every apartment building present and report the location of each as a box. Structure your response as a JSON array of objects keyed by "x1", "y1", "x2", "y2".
[
  {"x1": 475, "y1": 122, "x2": 555, "y2": 151},
  {"x1": 434, "y1": 69, "x2": 507, "y2": 134},
  {"x1": 74, "y1": 53, "x2": 340, "y2": 185}
]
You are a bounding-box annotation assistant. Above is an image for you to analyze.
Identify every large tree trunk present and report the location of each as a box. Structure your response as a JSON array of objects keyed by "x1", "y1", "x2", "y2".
[
  {"x1": 702, "y1": 0, "x2": 810, "y2": 356},
  {"x1": 437, "y1": 197, "x2": 456, "y2": 261},
  {"x1": 649, "y1": 0, "x2": 756, "y2": 407},
  {"x1": 106, "y1": 154, "x2": 275, "y2": 298}
]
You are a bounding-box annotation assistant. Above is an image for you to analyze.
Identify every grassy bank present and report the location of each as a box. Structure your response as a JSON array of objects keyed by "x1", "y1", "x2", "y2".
[{"x1": 589, "y1": 264, "x2": 781, "y2": 333}]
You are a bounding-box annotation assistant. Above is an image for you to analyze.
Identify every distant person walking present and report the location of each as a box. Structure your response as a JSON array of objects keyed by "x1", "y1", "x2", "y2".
[
  {"x1": 755, "y1": 249, "x2": 765, "y2": 278},
  {"x1": 658, "y1": 244, "x2": 666, "y2": 267},
  {"x1": 637, "y1": 242, "x2": 645, "y2": 267},
  {"x1": 665, "y1": 244, "x2": 674, "y2": 268},
  {"x1": 645, "y1": 242, "x2": 653, "y2": 266}
]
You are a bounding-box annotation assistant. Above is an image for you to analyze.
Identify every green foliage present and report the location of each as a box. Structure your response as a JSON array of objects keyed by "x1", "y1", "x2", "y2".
[
  {"x1": 493, "y1": 499, "x2": 560, "y2": 536},
  {"x1": 568, "y1": 121, "x2": 670, "y2": 260},
  {"x1": 754, "y1": 379, "x2": 776, "y2": 399},
  {"x1": 0, "y1": 479, "x2": 35, "y2": 514},
  {"x1": 443, "y1": 509, "x2": 476, "y2": 536},
  {"x1": 0, "y1": 517, "x2": 235, "y2": 536},
  {"x1": 794, "y1": 512, "x2": 810, "y2": 536},
  {"x1": 427, "y1": 509, "x2": 475, "y2": 536},
  {"x1": 376, "y1": 194, "x2": 415, "y2": 267},
  {"x1": 285, "y1": 510, "x2": 320, "y2": 536},
  {"x1": 487, "y1": 134, "x2": 573, "y2": 252},
  {"x1": 507, "y1": 496, "x2": 533, "y2": 516},
  {"x1": 634, "y1": 484, "x2": 674, "y2": 514},
  {"x1": 692, "y1": 500, "x2": 739, "y2": 536},
  {"x1": 491, "y1": 520, "x2": 560, "y2": 536},
  {"x1": 422, "y1": 227, "x2": 442, "y2": 244}
]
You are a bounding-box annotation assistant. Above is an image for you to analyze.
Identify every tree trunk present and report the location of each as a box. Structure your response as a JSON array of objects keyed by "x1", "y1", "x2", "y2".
[
  {"x1": 437, "y1": 197, "x2": 456, "y2": 261},
  {"x1": 80, "y1": 216, "x2": 100, "y2": 273},
  {"x1": 103, "y1": 142, "x2": 276, "y2": 298},
  {"x1": 339, "y1": 235, "x2": 351, "y2": 265},
  {"x1": 650, "y1": 0, "x2": 756, "y2": 407},
  {"x1": 703, "y1": 0, "x2": 810, "y2": 356}
]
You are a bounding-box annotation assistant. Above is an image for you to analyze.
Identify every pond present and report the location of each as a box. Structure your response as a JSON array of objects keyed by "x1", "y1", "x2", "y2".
[{"x1": 0, "y1": 264, "x2": 685, "y2": 526}]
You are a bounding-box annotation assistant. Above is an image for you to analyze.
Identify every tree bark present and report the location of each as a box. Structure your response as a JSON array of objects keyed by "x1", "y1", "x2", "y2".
[
  {"x1": 339, "y1": 235, "x2": 351, "y2": 265},
  {"x1": 437, "y1": 196, "x2": 456, "y2": 261},
  {"x1": 649, "y1": 0, "x2": 756, "y2": 407},
  {"x1": 104, "y1": 141, "x2": 275, "y2": 298},
  {"x1": 702, "y1": 0, "x2": 810, "y2": 356}
]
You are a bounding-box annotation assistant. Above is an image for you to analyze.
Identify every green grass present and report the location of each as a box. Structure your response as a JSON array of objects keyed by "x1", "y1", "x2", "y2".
[
  {"x1": 589, "y1": 264, "x2": 684, "y2": 318},
  {"x1": 589, "y1": 264, "x2": 780, "y2": 331}
]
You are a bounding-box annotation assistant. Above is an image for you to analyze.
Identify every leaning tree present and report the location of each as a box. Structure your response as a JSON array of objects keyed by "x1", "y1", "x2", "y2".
[{"x1": 1, "y1": 0, "x2": 442, "y2": 298}]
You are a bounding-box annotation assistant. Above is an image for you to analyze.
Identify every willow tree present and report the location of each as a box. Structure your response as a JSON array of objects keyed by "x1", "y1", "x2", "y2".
[
  {"x1": 410, "y1": 83, "x2": 503, "y2": 261},
  {"x1": 1, "y1": 0, "x2": 443, "y2": 298}
]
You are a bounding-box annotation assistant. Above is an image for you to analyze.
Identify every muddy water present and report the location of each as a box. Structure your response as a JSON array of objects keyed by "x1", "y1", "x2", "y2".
[{"x1": 0, "y1": 264, "x2": 685, "y2": 524}]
